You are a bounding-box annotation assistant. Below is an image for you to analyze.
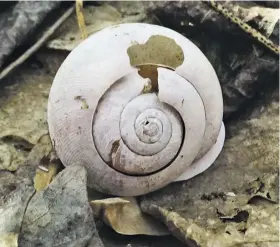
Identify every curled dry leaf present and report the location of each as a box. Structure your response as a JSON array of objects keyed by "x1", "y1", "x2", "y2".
[
  {"x1": 34, "y1": 160, "x2": 60, "y2": 192},
  {"x1": 90, "y1": 197, "x2": 169, "y2": 236}
]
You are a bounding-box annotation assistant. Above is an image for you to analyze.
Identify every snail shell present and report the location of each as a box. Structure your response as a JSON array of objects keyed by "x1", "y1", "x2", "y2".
[{"x1": 48, "y1": 23, "x2": 225, "y2": 196}]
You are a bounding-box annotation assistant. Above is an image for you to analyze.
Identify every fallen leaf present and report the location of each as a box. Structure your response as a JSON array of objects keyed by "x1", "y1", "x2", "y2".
[
  {"x1": 91, "y1": 197, "x2": 169, "y2": 236},
  {"x1": 0, "y1": 140, "x2": 29, "y2": 171},
  {"x1": 0, "y1": 80, "x2": 49, "y2": 144},
  {"x1": 34, "y1": 160, "x2": 60, "y2": 192},
  {"x1": 0, "y1": 178, "x2": 34, "y2": 247},
  {"x1": 25, "y1": 134, "x2": 53, "y2": 167},
  {"x1": 20, "y1": 165, "x2": 97, "y2": 247},
  {"x1": 141, "y1": 202, "x2": 279, "y2": 247},
  {"x1": 0, "y1": 233, "x2": 18, "y2": 247}
]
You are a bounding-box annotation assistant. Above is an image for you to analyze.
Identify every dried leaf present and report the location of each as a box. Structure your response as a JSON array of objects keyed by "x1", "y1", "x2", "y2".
[
  {"x1": 91, "y1": 197, "x2": 169, "y2": 236},
  {"x1": 142, "y1": 203, "x2": 279, "y2": 247},
  {"x1": 25, "y1": 135, "x2": 53, "y2": 167},
  {"x1": 0, "y1": 141, "x2": 27, "y2": 171},
  {"x1": 0, "y1": 6, "x2": 74, "y2": 81},
  {"x1": 0, "y1": 233, "x2": 18, "y2": 247},
  {"x1": 0, "y1": 1, "x2": 60, "y2": 68},
  {"x1": 0, "y1": 179, "x2": 34, "y2": 247},
  {"x1": 0, "y1": 79, "x2": 50, "y2": 144},
  {"x1": 34, "y1": 160, "x2": 60, "y2": 192}
]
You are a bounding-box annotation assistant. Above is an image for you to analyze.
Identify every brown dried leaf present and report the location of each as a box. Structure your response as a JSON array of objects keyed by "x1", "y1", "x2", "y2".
[
  {"x1": 0, "y1": 141, "x2": 28, "y2": 171},
  {"x1": 142, "y1": 203, "x2": 279, "y2": 247},
  {"x1": 25, "y1": 135, "x2": 53, "y2": 167},
  {"x1": 34, "y1": 160, "x2": 60, "y2": 192},
  {"x1": 0, "y1": 233, "x2": 18, "y2": 247},
  {"x1": 90, "y1": 197, "x2": 169, "y2": 236}
]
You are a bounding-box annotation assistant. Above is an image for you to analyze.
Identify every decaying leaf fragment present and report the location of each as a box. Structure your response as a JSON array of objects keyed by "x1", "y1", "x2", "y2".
[
  {"x1": 0, "y1": 233, "x2": 18, "y2": 247},
  {"x1": 25, "y1": 135, "x2": 53, "y2": 167},
  {"x1": 19, "y1": 165, "x2": 96, "y2": 247},
  {"x1": 0, "y1": 176, "x2": 35, "y2": 247},
  {"x1": 141, "y1": 200, "x2": 279, "y2": 247},
  {"x1": 34, "y1": 160, "x2": 60, "y2": 192},
  {"x1": 90, "y1": 197, "x2": 169, "y2": 236},
  {"x1": 0, "y1": 78, "x2": 50, "y2": 145},
  {"x1": 0, "y1": 141, "x2": 27, "y2": 171}
]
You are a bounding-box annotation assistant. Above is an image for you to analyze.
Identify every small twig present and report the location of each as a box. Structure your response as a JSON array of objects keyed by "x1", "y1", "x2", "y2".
[
  {"x1": 76, "y1": 0, "x2": 88, "y2": 40},
  {"x1": 0, "y1": 6, "x2": 75, "y2": 81}
]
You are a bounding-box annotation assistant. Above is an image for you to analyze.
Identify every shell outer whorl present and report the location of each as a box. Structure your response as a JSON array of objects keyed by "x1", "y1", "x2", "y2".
[{"x1": 47, "y1": 23, "x2": 224, "y2": 196}]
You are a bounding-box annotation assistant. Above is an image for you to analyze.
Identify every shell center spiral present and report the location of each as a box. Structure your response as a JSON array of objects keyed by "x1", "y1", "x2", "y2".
[
  {"x1": 135, "y1": 115, "x2": 163, "y2": 143},
  {"x1": 120, "y1": 95, "x2": 173, "y2": 156}
]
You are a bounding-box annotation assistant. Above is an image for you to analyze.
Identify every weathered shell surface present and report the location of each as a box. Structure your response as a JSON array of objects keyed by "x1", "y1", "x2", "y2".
[{"x1": 48, "y1": 23, "x2": 224, "y2": 196}]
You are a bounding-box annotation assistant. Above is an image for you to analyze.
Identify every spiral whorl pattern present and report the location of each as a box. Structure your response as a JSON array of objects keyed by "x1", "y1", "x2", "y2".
[
  {"x1": 93, "y1": 81, "x2": 184, "y2": 175},
  {"x1": 48, "y1": 23, "x2": 224, "y2": 196}
]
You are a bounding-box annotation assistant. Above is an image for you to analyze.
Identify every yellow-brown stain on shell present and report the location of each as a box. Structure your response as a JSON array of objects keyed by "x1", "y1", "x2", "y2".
[
  {"x1": 74, "y1": 95, "x2": 89, "y2": 109},
  {"x1": 127, "y1": 35, "x2": 184, "y2": 93},
  {"x1": 127, "y1": 35, "x2": 184, "y2": 68},
  {"x1": 139, "y1": 65, "x2": 159, "y2": 93}
]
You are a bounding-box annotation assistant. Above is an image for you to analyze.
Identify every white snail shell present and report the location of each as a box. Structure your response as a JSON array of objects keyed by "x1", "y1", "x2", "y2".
[{"x1": 48, "y1": 23, "x2": 225, "y2": 196}]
